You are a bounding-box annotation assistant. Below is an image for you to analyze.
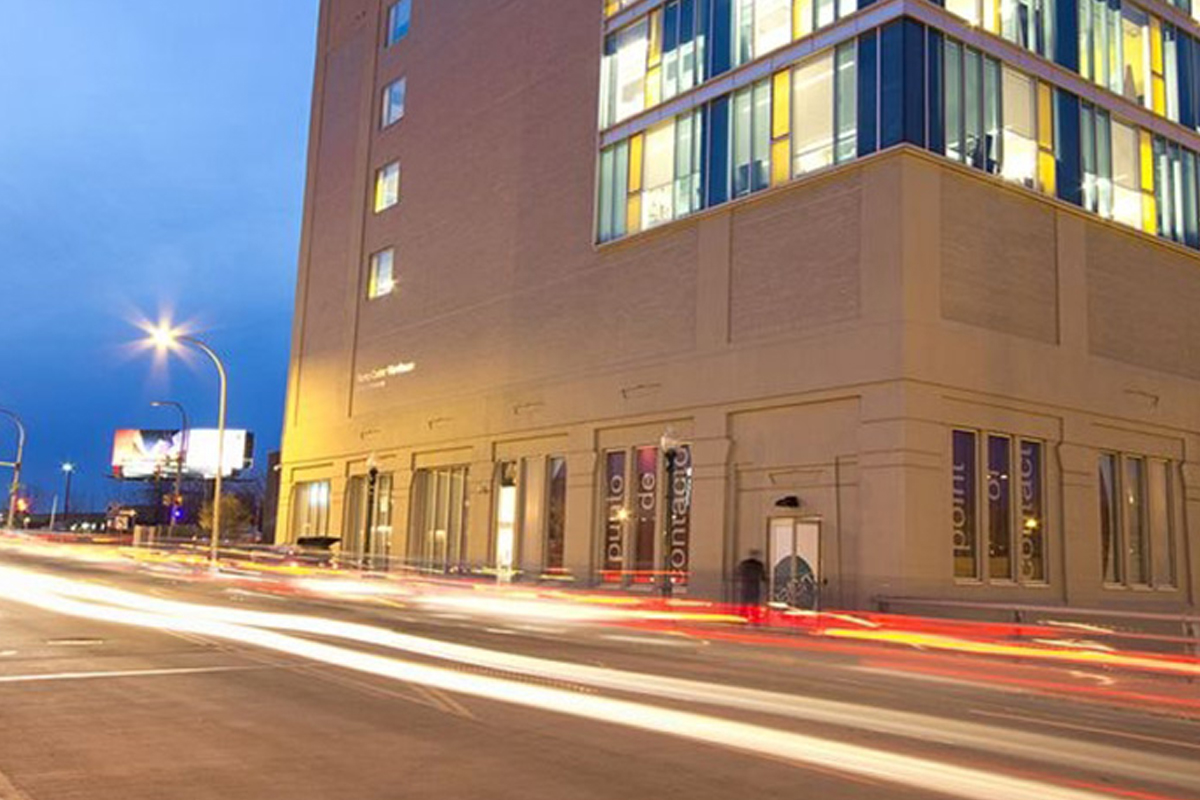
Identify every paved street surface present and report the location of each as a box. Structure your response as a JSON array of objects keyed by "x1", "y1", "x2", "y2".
[{"x1": 0, "y1": 547, "x2": 1198, "y2": 800}]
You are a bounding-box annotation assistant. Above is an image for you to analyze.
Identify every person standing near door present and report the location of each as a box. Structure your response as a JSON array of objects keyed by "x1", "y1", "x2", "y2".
[{"x1": 736, "y1": 549, "x2": 767, "y2": 624}]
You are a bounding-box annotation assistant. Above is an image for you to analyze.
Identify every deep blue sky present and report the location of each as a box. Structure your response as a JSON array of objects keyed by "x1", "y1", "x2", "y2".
[{"x1": 0, "y1": 2, "x2": 319, "y2": 511}]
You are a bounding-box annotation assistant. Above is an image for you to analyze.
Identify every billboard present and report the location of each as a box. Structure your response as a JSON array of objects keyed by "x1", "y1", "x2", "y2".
[{"x1": 111, "y1": 429, "x2": 254, "y2": 480}]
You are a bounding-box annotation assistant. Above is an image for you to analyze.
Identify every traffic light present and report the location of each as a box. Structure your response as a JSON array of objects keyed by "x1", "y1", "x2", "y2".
[{"x1": 15, "y1": 498, "x2": 29, "y2": 514}]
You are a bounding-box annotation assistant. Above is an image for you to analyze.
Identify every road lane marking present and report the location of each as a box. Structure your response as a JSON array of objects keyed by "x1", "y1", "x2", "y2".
[
  {"x1": 0, "y1": 665, "x2": 268, "y2": 684},
  {"x1": 600, "y1": 634, "x2": 694, "y2": 648},
  {"x1": 969, "y1": 709, "x2": 1200, "y2": 753}
]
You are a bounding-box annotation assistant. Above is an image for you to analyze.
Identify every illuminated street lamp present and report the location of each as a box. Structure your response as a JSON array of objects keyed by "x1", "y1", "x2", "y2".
[
  {"x1": 0, "y1": 409, "x2": 26, "y2": 531},
  {"x1": 147, "y1": 325, "x2": 227, "y2": 567},
  {"x1": 150, "y1": 400, "x2": 189, "y2": 539},
  {"x1": 60, "y1": 462, "x2": 74, "y2": 529}
]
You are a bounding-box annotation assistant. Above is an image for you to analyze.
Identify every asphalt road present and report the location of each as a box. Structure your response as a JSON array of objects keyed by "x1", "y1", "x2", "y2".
[{"x1": 0, "y1": 548, "x2": 1198, "y2": 800}]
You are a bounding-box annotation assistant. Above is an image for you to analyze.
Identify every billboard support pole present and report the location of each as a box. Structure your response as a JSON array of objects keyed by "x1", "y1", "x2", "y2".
[
  {"x1": 150, "y1": 401, "x2": 189, "y2": 539},
  {"x1": 0, "y1": 410, "x2": 25, "y2": 531}
]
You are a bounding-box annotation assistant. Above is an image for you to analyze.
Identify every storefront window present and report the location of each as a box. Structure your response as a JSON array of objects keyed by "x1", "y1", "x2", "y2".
[
  {"x1": 409, "y1": 466, "x2": 470, "y2": 572},
  {"x1": 952, "y1": 431, "x2": 978, "y2": 579},
  {"x1": 545, "y1": 457, "x2": 568, "y2": 572},
  {"x1": 292, "y1": 481, "x2": 331, "y2": 539}
]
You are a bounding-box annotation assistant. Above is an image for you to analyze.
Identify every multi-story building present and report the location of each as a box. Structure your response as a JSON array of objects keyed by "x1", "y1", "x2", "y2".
[{"x1": 279, "y1": 0, "x2": 1200, "y2": 611}]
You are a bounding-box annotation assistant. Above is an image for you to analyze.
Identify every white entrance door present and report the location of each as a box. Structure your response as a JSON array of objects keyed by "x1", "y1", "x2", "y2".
[{"x1": 768, "y1": 517, "x2": 821, "y2": 609}]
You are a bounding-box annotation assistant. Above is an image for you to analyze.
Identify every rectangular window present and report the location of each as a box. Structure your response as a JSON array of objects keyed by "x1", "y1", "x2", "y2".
[
  {"x1": 634, "y1": 446, "x2": 658, "y2": 579},
  {"x1": 1124, "y1": 456, "x2": 1150, "y2": 585},
  {"x1": 602, "y1": 452, "x2": 628, "y2": 579},
  {"x1": 367, "y1": 248, "x2": 395, "y2": 299},
  {"x1": 616, "y1": 19, "x2": 650, "y2": 124},
  {"x1": 382, "y1": 77, "x2": 407, "y2": 128},
  {"x1": 732, "y1": 79, "x2": 771, "y2": 196},
  {"x1": 736, "y1": 0, "x2": 754, "y2": 66},
  {"x1": 1099, "y1": 453, "x2": 1122, "y2": 584},
  {"x1": 674, "y1": 109, "x2": 704, "y2": 217},
  {"x1": 946, "y1": 0, "x2": 982, "y2": 26},
  {"x1": 835, "y1": 43, "x2": 858, "y2": 163},
  {"x1": 545, "y1": 457, "x2": 568, "y2": 572},
  {"x1": 754, "y1": 0, "x2": 792, "y2": 57},
  {"x1": 1019, "y1": 440, "x2": 1046, "y2": 582},
  {"x1": 987, "y1": 435, "x2": 1014, "y2": 581},
  {"x1": 374, "y1": 162, "x2": 401, "y2": 212},
  {"x1": 1121, "y1": 5, "x2": 1151, "y2": 108},
  {"x1": 793, "y1": 52, "x2": 834, "y2": 175},
  {"x1": 1112, "y1": 120, "x2": 1141, "y2": 229},
  {"x1": 1003, "y1": 0, "x2": 1055, "y2": 58},
  {"x1": 1081, "y1": 103, "x2": 1114, "y2": 217},
  {"x1": 946, "y1": 40, "x2": 963, "y2": 162},
  {"x1": 409, "y1": 466, "x2": 470, "y2": 572},
  {"x1": 983, "y1": 57, "x2": 1001, "y2": 173},
  {"x1": 386, "y1": 0, "x2": 412, "y2": 47},
  {"x1": 292, "y1": 481, "x2": 331, "y2": 539},
  {"x1": 642, "y1": 120, "x2": 677, "y2": 229},
  {"x1": 952, "y1": 431, "x2": 979, "y2": 579},
  {"x1": 666, "y1": 446, "x2": 693, "y2": 585},
  {"x1": 597, "y1": 141, "x2": 630, "y2": 242},
  {"x1": 1148, "y1": 460, "x2": 1176, "y2": 587}
]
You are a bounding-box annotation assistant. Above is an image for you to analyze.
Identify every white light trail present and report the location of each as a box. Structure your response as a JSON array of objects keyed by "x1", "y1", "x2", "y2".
[{"x1": 0, "y1": 565, "x2": 1188, "y2": 800}]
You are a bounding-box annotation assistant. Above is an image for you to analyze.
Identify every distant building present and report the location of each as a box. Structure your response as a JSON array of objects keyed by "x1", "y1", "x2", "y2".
[
  {"x1": 261, "y1": 451, "x2": 282, "y2": 544},
  {"x1": 278, "y1": 0, "x2": 1199, "y2": 611}
]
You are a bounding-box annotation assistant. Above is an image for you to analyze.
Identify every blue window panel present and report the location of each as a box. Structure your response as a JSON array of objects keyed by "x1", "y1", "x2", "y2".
[
  {"x1": 708, "y1": 0, "x2": 733, "y2": 78},
  {"x1": 1183, "y1": 34, "x2": 1199, "y2": 130},
  {"x1": 858, "y1": 31, "x2": 878, "y2": 156},
  {"x1": 904, "y1": 19, "x2": 926, "y2": 147},
  {"x1": 881, "y1": 21, "x2": 924, "y2": 148},
  {"x1": 664, "y1": 2, "x2": 680, "y2": 53},
  {"x1": 928, "y1": 29, "x2": 944, "y2": 155},
  {"x1": 858, "y1": 0, "x2": 878, "y2": 7},
  {"x1": 1053, "y1": 0, "x2": 1078, "y2": 72},
  {"x1": 1055, "y1": 90, "x2": 1082, "y2": 207},
  {"x1": 707, "y1": 96, "x2": 731, "y2": 207}
]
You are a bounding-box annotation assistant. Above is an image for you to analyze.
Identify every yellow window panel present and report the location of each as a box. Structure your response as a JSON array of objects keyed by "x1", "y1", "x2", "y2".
[
  {"x1": 771, "y1": 138, "x2": 791, "y2": 186},
  {"x1": 1142, "y1": 192, "x2": 1157, "y2": 234},
  {"x1": 626, "y1": 195, "x2": 642, "y2": 235},
  {"x1": 605, "y1": 0, "x2": 619, "y2": 18},
  {"x1": 1139, "y1": 130, "x2": 1154, "y2": 192},
  {"x1": 1037, "y1": 83, "x2": 1054, "y2": 150},
  {"x1": 648, "y1": 9, "x2": 663, "y2": 67},
  {"x1": 773, "y1": 70, "x2": 791, "y2": 139},
  {"x1": 1152, "y1": 75, "x2": 1166, "y2": 116},
  {"x1": 646, "y1": 66, "x2": 662, "y2": 109},
  {"x1": 794, "y1": 0, "x2": 813, "y2": 39},
  {"x1": 1150, "y1": 16, "x2": 1163, "y2": 75},
  {"x1": 628, "y1": 134, "x2": 644, "y2": 194},
  {"x1": 1037, "y1": 150, "x2": 1056, "y2": 197}
]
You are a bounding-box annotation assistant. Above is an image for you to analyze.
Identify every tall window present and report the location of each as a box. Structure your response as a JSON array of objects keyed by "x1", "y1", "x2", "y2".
[
  {"x1": 344, "y1": 473, "x2": 393, "y2": 566},
  {"x1": 374, "y1": 161, "x2": 401, "y2": 212},
  {"x1": 1000, "y1": 66, "x2": 1037, "y2": 188},
  {"x1": 791, "y1": 45, "x2": 857, "y2": 178},
  {"x1": 1099, "y1": 452, "x2": 1177, "y2": 588},
  {"x1": 600, "y1": 19, "x2": 650, "y2": 128},
  {"x1": 1152, "y1": 136, "x2": 1198, "y2": 246},
  {"x1": 944, "y1": 41, "x2": 1001, "y2": 173},
  {"x1": 1081, "y1": 102, "x2": 1114, "y2": 217},
  {"x1": 382, "y1": 77, "x2": 407, "y2": 128},
  {"x1": 735, "y1": 0, "x2": 791, "y2": 66},
  {"x1": 292, "y1": 481, "x2": 331, "y2": 539},
  {"x1": 386, "y1": 0, "x2": 412, "y2": 47},
  {"x1": 1002, "y1": 0, "x2": 1055, "y2": 58},
  {"x1": 1079, "y1": 0, "x2": 1122, "y2": 94},
  {"x1": 953, "y1": 431, "x2": 1046, "y2": 583},
  {"x1": 733, "y1": 79, "x2": 771, "y2": 197},
  {"x1": 597, "y1": 140, "x2": 630, "y2": 242},
  {"x1": 674, "y1": 109, "x2": 704, "y2": 217},
  {"x1": 409, "y1": 466, "x2": 470, "y2": 572},
  {"x1": 367, "y1": 248, "x2": 395, "y2": 299},
  {"x1": 642, "y1": 121, "x2": 676, "y2": 229},
  {"x1": 545, "y1": 457, "x2": 568, "y2": 572},
  {"x1": 601, "y1": 444, "x2": 693, "y2": 585},
  {"x1": 1120, "y1": 5, "x2": 1151, "y2": 108},
  {"x1": 659, "y1": 0, "x2": 705, "y2": 103},
  {"x1": 1111, "y1": 119, "x2": 1141, "y2": 229}
]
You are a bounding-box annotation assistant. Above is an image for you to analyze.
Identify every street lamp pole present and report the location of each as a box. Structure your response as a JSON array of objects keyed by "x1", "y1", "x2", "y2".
[
  {"x1": 660, "y1": 429, "x2": 681, "y2": 599},
  {"x1": 61, "y1": 463, "x2": 74, "y2": 529},
  {"x1": 0, "y1": 409, "x2": 26, "y2": 531},
  {"x1": 148, "y1": 328, "x2": 228, "y2": 567},
  {"x1": 151, "y1": 400, "x2": 189, "y2": 540}
]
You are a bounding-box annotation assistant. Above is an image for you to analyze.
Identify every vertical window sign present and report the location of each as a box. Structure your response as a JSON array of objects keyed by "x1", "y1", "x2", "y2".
[
  {"x1": 635, "y1": 446, "x2": 659, "y2": 580},
  {"x1": 988, "y1": 435, "x2": 1014, "y2": 580},
  {"x1": 667, "y1": 446, "x2": 693, "y2": 584},
  {"x1": 952, "y1": 431, "x2": 978, "y2": 579},
  {"x1": 1019, "y1": 440, "x2": 1046, "y2": 582},
  {"x1": 603, "y1": 452, "x2": 627, "y2": 580}
]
